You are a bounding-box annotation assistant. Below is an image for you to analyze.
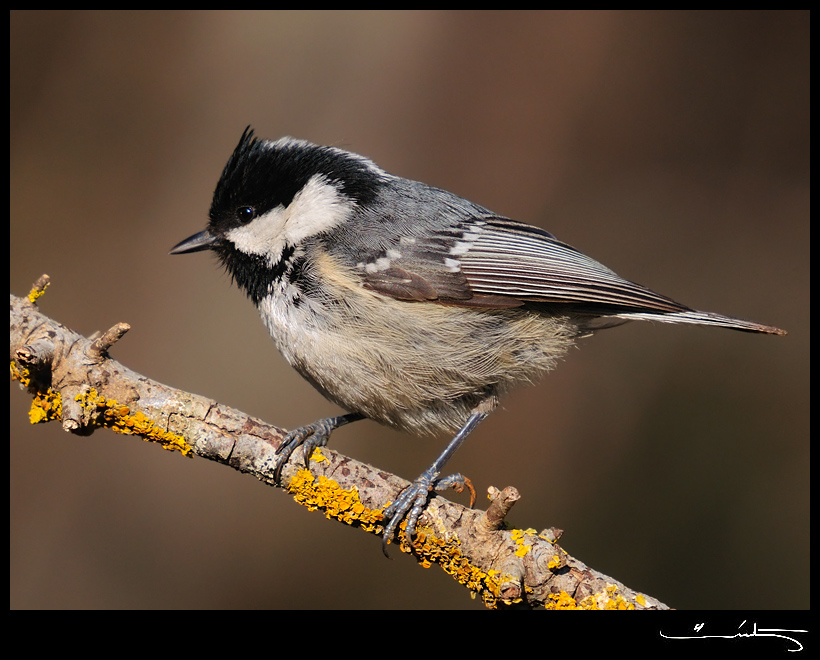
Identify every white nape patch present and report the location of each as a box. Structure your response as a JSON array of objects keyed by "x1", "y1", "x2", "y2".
[{"x1": 225, "y1": 174, "x2": 352, "y2": 266}]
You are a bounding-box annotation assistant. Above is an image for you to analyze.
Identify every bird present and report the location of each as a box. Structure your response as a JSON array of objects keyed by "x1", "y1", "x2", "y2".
[{"x1": 171, "y1": 127, "x2": 785, "y2": 554}]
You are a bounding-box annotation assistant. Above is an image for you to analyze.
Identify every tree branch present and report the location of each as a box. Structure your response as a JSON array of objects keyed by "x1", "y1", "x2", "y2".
[{"x1": 10, "y1": 276, "x2": 670, "y2": 609}]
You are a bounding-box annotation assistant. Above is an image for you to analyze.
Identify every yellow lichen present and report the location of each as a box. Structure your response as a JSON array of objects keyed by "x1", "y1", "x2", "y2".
[
  {"x1": 309, "y1": 447, "x2": 329, "y2": 465},
  {"x1": 10, "y1": 361, "x2": 30, "y2": 387},
  {"x1": 546, "y1": 590, "x2": 579, "y2": 610},
  {"x1": 406, "y1": 528, "x2": 522, "y2": 608},
  {"x1": 286, "y1": 463, "x2": 521, "y2": 608},
  {"x1": 29, "y1": 388, "x2": 63, "y2": 424},
  {"x1": 546, "y1": 584, "x2": 638, "y2": 610},
  {"x1": 578, "y1": 584, "x2": 637, "y2": 610},
  {"x1": 75, "y1": 388, "x2": 193, "y2": 456},
  {"x1": 286, "y1": 466, "x2": 382, "y2": 532},
  {"x1": 27, "y1": 280, "x2": 49, "y2": 304},
  {"x1": 11, "y1": 361, "x2": 63, "y2": 424},
  {"x1": 13, "y1": 363, "x2": 191, "y2": 455},
  {"x1": 511, "y1": 527, "x2": 538, "y2": 558}
]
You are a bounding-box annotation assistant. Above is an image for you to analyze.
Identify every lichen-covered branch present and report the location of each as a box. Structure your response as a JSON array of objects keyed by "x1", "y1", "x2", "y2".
[{"x1": 10, "y1": 276, "x2": 670, "y2": 609}]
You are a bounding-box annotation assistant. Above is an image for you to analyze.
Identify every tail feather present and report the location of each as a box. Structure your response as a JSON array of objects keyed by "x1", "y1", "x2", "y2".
[{"x1": 614, "y1": 309, "x2": 786, "y2": 335}]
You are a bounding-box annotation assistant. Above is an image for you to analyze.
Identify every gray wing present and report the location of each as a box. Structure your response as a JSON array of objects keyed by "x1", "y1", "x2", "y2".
[
  {"x1": 352, "y1": 215, "x2": 784, "y2": 335},
  {"x1": 355, "y1": 214, "x2": 686, "y2": 310}
]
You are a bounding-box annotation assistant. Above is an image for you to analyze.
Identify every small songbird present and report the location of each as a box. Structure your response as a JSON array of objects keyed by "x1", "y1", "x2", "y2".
[{"x1": 171, "y1": 127, "x2": 785, "y2": 553}]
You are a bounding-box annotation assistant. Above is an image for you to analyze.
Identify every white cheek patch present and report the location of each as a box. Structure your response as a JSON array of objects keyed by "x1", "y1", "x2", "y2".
[
  {"x1": 283, "y1": 174, "x2": 352, "y2": 244},
  {"x1": 225, "y1": 174, "x2": 352, "y2": 266},
  {"x1": 225, "y1": 206, "x2": 289, "y2": 265}
]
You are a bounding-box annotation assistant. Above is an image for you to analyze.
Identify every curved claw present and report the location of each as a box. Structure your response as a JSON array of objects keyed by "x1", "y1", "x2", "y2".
[
  {"x1": 381, "y1": 471, "x2": 474, "y2": 557},
  {"x1": 272, "y1": 424, "x2": 328, "y2": 483},
  {"x1": 434, "y1": 474, "x2": 476, "y2": 508},
  {"x1": 273, "y1": 413, "x2": 364, "y2": 483}
]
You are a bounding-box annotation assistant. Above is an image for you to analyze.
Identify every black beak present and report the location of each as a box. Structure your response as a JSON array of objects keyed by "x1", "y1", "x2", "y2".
[{"x1": 170, "y1": 230, "x2": 218, "y2": 255}]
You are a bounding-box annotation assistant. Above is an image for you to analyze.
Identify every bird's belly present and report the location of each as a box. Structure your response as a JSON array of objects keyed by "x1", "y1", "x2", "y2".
[{"x1": 258, "y1": 284, "x2": 577, "y2": 436}]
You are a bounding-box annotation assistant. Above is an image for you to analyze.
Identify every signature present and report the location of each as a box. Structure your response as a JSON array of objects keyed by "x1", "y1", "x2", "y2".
[{"x1": 660, "y1": 620, "x2": 807, "y2": 653}]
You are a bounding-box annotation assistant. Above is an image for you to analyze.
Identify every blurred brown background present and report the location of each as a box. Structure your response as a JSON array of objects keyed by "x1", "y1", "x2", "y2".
[{"x1": 10, "y1": 10, "x2": 808, "y2": 609}]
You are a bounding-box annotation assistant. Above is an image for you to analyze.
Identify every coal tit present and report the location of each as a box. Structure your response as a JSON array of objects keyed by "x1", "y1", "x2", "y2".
[{"x1": 171, "y1": 127, "x2": 785, "y2": 553}]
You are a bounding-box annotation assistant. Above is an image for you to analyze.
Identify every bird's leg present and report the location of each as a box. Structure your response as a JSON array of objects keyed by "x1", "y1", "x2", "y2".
[
  {"x1": 381, "y1": 398, "x2": 496, "y2": 556},
  {"x1": 273, "y1": 412, "x2": 365, "y2": 483}
]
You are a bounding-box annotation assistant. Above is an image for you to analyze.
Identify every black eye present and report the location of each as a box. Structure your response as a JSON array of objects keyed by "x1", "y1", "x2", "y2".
[{"x1": 235, "y1": 206, "x2": 256, "y2": 224}]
